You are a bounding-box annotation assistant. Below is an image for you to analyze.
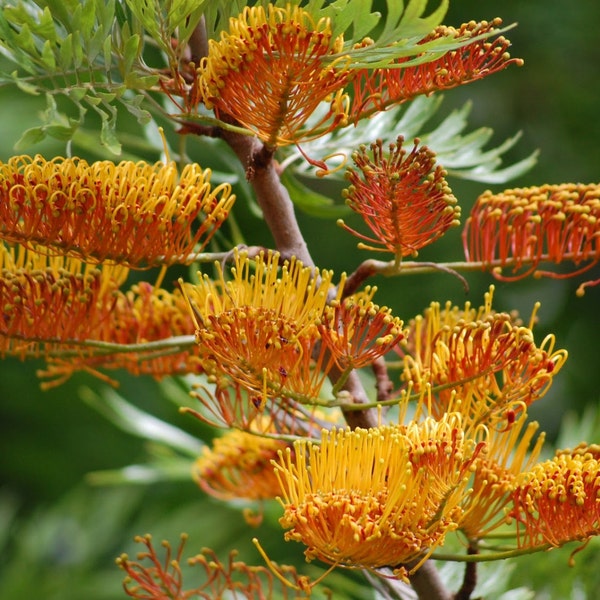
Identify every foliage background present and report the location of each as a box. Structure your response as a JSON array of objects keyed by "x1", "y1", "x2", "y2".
[{"x1": 1, "y1": 1, "x2": 599, "y2": 598}]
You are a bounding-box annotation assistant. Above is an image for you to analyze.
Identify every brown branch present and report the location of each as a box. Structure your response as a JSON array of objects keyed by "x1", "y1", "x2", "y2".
[{"x1": 454, "y1": 542, "x2": 479, "y2": 600}]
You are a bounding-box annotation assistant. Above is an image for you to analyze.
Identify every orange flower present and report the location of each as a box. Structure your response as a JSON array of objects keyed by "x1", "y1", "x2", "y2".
[
  {"x1": 463, "y1": 183, "x2": 600, "y2": 294},
  {"x1": 351, "y1": 19, "x2": 522, "y2": 120},
  {"x1": 197, "y1": 4, "x2": 352, "y2": 146},
  {"x1": 274, "y1": 414, "x2": 480, "y2": 577},
  {"x1": 399, "y1": 287, "x2": 567, "y2": 430},
  {"x1": 39, "y1": 281, "x2": 202, "y2": 387},
  {"x1": 510, "y1": 448, "x2": 600, "y2": 549},
  {"x1": 183, "y1": 251, "x2": 343, "y2": 405},
  {"x1": 0, "y1": 244, "x2": 126, "y2": 357},
  {"x1": 338, "y1": 137, "x2": 459, "y2": 260},
  {"x1": 118, "y1": 535, "x2": 313, "y2": 599},
  {"x1": 0, "y1": 155, "x2": 234, "y2": 268},
  {"x1": 318, "y1": 286, "x2": 405, "y2": 371},
  {"x1": 193, "y1": 426, "x2": 289, "y2": 502}
]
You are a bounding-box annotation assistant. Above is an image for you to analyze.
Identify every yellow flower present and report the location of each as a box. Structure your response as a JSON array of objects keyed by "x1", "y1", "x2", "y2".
[
  {"x1": 459, "y1": 412, "x2": 545, "y2": 539},
  {"x1": 274, "y1": 414, "x2": 481, "y2": 577},
  {"x1": 399, "y1": 286, "x2": 567, "y2": 430},
  {"x1": 183, "y1": 250, "x2": 343, "y2": 405},
  {"x1": 0, "y1": 155, "x2": 234, "y2": 268},
  {"x1": 193, "y1": 426, "x2": 289, "y2": 502},
  {"x1": 510, "y1": 447, "x2": 600, "y2": 548},
  {"x1": 197, "y1": 4, "x2": 352, "y2": 146},
  {"x1": 463, "y1": 182, "x2": 600, "y2": 295}
]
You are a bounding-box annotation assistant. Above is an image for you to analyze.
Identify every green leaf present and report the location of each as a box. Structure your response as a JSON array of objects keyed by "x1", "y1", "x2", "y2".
[
  {"x1": 98, "y1": 106, "x2": 122, "y2": 155},
  {"x1": 80, "y1": 386, "x2": 204, "y2": 456},
  {"x1": 281, "y1": 170, "x2": 349, "y2": 218},
  {"x1": 14, "y1": 126, "x2": 47, "y2": 151}
]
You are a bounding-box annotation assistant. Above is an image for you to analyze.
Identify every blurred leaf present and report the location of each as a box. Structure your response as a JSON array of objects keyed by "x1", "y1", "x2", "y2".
[
  {"x1": 283, "y1": 95, "x2": 536, "y2": 187},
  {"x1": 80, "y1": 386, "x2": 204, "y2": 456},
  {"x1": 281, "y1": 170, "x2": 350, "y2": 218}
]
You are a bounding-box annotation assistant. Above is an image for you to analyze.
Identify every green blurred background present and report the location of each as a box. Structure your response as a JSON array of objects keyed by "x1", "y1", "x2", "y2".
[{"x1": 1, "y1": 1, "x2": 599, "y2": 598}]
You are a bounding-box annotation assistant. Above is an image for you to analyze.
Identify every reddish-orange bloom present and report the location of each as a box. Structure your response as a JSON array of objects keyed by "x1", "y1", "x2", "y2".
[
  {"x1": 339, "y1": 137, "x2": 460, "y2": 259},
  {"x1": 317, "y1": 287, "x2": 405, "y2": 371},
  {"x1": 0, "y1": 155, "x2": 234, "y2": 268},
  {"x1": 0, "y1": 244, "x2": 127, "y2": 357},
  {"x1": 399, "y1": 287, "x2": 568, "y2": 429},
  {"x1": 118, "y1": 535, "x2": 313, "y2": 599},
  {"x1": 351, "y1": 19, "x2": 522, "y2": 120},
  {"x1": 510, "y1": 448, "x2": 600, "y2": 549},
  {"x1": 463, "y1": 183, "x2": 600, "y2": 294},
  {"x1": 197, "y1": 4, "x2": 352, "y2": 146},
  {"x1": 39, "y1": 281, "x2": 201, "y2": 387}
]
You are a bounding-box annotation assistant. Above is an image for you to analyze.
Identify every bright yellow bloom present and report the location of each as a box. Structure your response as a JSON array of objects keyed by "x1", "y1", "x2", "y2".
[
  {"x1": 459, "y1": 412, "x2": 545, "y2": 538},
  {"x1": 274, "y1": 414, "x2": 482, "y2": 577},
  {"x1": 463, "y1": 182, "x2": 600, "y2": 295},
  {"x1": 510, "y1": 447, "x2": 600, "y2": 548},
  {"x1": 197, "y1": 4, "x2": 352, "y2": 146},
  {"x1": 0, "y1": 155, "x2": 234, "y2": 268},
  {"x1": 183, "y1": 250, "x2": 344, "y2": 405},
  {"x1": 399, "y1": 286, "x2": 567, "y2": 430},
  {"x1": 193, "y1": 426, "x2": 289, "y2": 502}
]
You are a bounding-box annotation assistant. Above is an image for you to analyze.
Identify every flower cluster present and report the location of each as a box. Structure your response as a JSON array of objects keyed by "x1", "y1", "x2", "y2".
[
  {"x1": 0, "y1": 155, "x2": 234, "y2": 267},
  {"x1": 339, "y1": 137, "x2": 460, "y2": 259},
  {"x1": 274, "y1": 414, "x2": 484, "y2": 578},
  {"x1": 197, "y1": 4, "x2": 352, "y2": 146},
  {"x1": 351, "y1": 19, "x2": 523, "y2": 120},
  {"x1": 463, "y1": 183, "x2": 600, "y2": 294}
]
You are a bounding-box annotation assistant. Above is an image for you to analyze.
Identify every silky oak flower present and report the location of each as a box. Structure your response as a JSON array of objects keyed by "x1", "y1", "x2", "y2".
[
  {"x1": 0, "y1": 243, "x2": 127, "y2": 357},
  {"x1": 196, "y1": 4, "x2": 352, "y2": 146},
  {"x1": 317, "y1": 285, "x2": 405, "y2": 371},
  {"x1": 193, "y1": 426, "x2": 290, "y2": 502},
  {"x1": 118, "y1": 535, "x2": 313, "y2": 600},
  {"x1": 351, "y1": 19, "x2": 522, "y2": 121},
  {"x1": 510, "y1": 448, "x2": 600, "y2": 549},
  {"x1": 399, "y1": 286, "x2": 567, "y2": 430},
  {"x1": 339, "y1": 137, "x2": 460, "y2": 260},
  {"x1": 183, "y1": 250, "x2": 343, "y2": 406},
  {"x1": 274, "y1": 414, "x2": 481, "y2": 578},
  {"x1": 463, "y1": 183, "x2": 600, "y2": 295},
  {"x1": 0, "y1": 155, "x2": 234, "y2": 268}
]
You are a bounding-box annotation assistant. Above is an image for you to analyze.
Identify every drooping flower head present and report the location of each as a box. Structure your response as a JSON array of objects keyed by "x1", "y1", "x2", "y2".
[
  {"x1": 183, "y1": 250, "x2": 343, "y2": 406},
  {"x1": 399, "y1": 286, "x2": 567, "y2": 430},
  {"x1": 351, "y1": 19, "x2": 523, "y2": 120},
  {"x1": 193, "y1": 425, "x2": 290, "y2": 502},
  {"x1": 510, "y1": 446, "x2": 600, "y2": 549},
  {"x1": 274, "y1": 414, "x2": 483, "y2": 578},
  {"x1": 0, "y1": 155, "x2": 234, "y2": 268},
  {"x1": 197, "y1": 4, "x2": 353, "y2": 146},
  {"x1": 339, "y1": 137, "x2": 460, "y2": 261},
  {"x1": 118, "y1": 535, "x2": 314, "y2": 599},
  {"x1": 0, "y1": 243, "x2": 127, "y2": 357},
  {"x1": 317, "y1": 285, "x2": 405, "y2": 372},
  {"x1": 463, "y1": 183, "x2": 600, "y2": 295}
]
